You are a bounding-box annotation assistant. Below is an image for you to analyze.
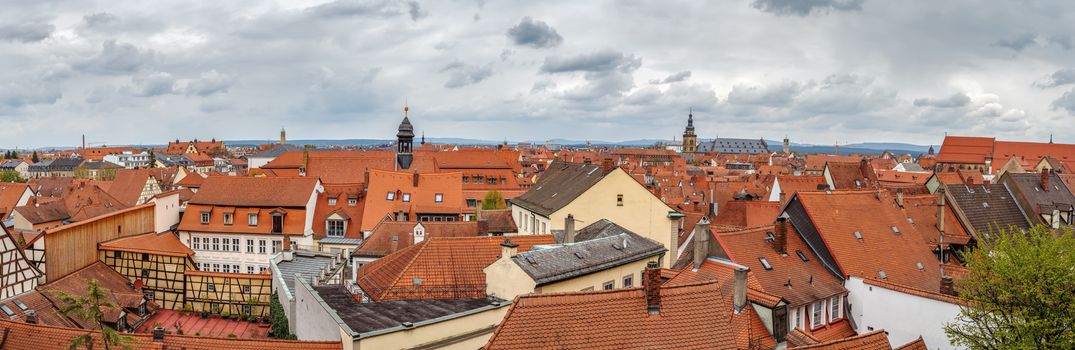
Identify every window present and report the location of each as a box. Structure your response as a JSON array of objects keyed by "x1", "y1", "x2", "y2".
[
  {"x1": 830, "y1": 295, "x2": 842, "y2": 320},
  {"x1": 247, "y1": 239, "x2": 254, "y2": 253},
  {"x1": 759, "y1": 257, "x2": 773, "y2": 270},
  {"x1": 223, "y1": 213, "x2": 233, "y2": 225},
  {"x1": 193, "y1": 237, "x2": 201, "y2": 250},
  {"x1": 242, "y1": 304, "x2": 252, "y2": 316},
  {"x1": 211, "y1": 238, "x2": 219, "y2": 251},
  {"x1": 500, "y1": 178, "x2": 506, "y2": 185},
  {"x1": 796, "y1": 250, "x2": 809, "y2": 262},
  {"x1": 212, "y1": 263, "x2": 220, "y2": 272},
  {"x1": 812, "y1": 301, "x2": 824, "y2": 328},
  {"x1": 271, "y1": 214, "x2": 283, "y2": 233},
  {"x1": 386, "y1": 191, "x2": 395, "y2": 200},
  {"x1": 602, "y1": 281, "x2": 615, "y2": 290},
  {"x1": 348, "y1": 198, "x2": 357, "y2": 206},
  {"x1": 434, "y1": 193, "x2": 443, "y2": 203},
  {"x1": 402, "y1": 193, "x2": 411, "y2": 202},
  {"x1": 328, "y1": 198, "x2": 337, "y2": 206},
  {"x1": 272, "y1": 240, "x2": 281, "y2": 253},
  {"x1": 623, "y1": 275, "x2": 633, "y2": 287},
  {"x1": 248, "y1": 213, "x2": 258, "y2": 226},
  {"x1": 617, "y1": 194, "x2": 624, "y2": 206},
  {"x1": 487, "y1": 177, "x2": 496, "y2": 185},
  {"x1": 207, "y1": 283, "x2": 216, "y2": 292},
  {"x1": 200, "y1": 212, "x2": 210, "y2": 224},
  {"x1": 541, "y1": 222, "x2": 547, "y2": 234},
  {"x1": 259, "y1": 266, "x2": 268, "y2": 273},
  {"x1": 232, "y1": 238, "x2": 240, "y2": 252},
  {"x1": 462, "y1": 176, "x2": 469, "y2": 183},
  {"x1": 327, "y1": 220, "x2": 345, "y2": 237},
  {"x1": 793, "y1": 308, "x2": 801, "y2": 329},
  {"x1": 0, "y1": 305, "x2": 13, "y2": 317},
  {"x1": 141, "y1": 269, "x2": 149, "y2": 278},
  {"x1": 466, "y1": 198, "x2": 478, "y2": 208},
  {"x1": 247, "y1": 266, "x2": 254, "y2": 274},
  {"x1": 142, "y1": 253, "x2": 150, "y2": 261},
  {"x1": 259, "y1": 240, "x2": 267, "y2": 254}
]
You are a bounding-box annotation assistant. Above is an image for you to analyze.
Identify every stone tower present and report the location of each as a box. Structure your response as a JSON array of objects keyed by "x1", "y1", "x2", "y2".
[
  {"x1": 280, "y1": 128, "x2": 286, "y2": 145},
  {"x1": 682, "y1": 109, "x2": 697, "y2": 154},
  {"x1": 783, "y1": 136, "x2": 790, "y2": 154},
  {"x1": 396, "y1": 104, "x2": 415, "y2": 169}
]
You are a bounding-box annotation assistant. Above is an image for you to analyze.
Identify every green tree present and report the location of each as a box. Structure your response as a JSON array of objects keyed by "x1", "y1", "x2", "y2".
[
  {"x1": 944, "y1": 225, "x2": 1075, "y2": 349},
  {"x1": 51, "y1": 279, "x2": 135, "y2": 350},
  {"x1": 0, "y1": 170, "x2": 25, "y2": 183},
  {"x1": 268, "y1": 292, "x2": 296, "y2": 340},
  {"x1": 31, "y1": 151, "x2": 39, "y2": 163},
  {"x1": 482, "y1": 190, "x2": 507, "y2": 210},
  {"x1": 146, "y1": 152, "x2": 157, "y2": 169}
]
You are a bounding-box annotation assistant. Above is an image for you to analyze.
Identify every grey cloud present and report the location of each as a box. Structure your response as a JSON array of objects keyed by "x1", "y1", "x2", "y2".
[
  {"x1": 83, "y1": 13, "x2": 119, "y2": 27},
  {"x1": 726, "y1": 80, "x2": 803, "y2": 107},
  {"x1": 992, "y1": 33, "x2": 1038, "y2": 52},
  {"x1": 507, "y1": 17, "x2": 563, "y2": 49},
  {"x1": 1048, "y1": 35, "x2": 1072, "y2": 50},
  {"x1": 0, "y1": 21, "x2": 54, "y2": 43},
  {"x1": 913, "y1": 93, "x2": 971, "y2": 108},
  {"x1": 305, "y1": 0, "x2": 405, "y2": 19},
  {"x1": 1035, "y1": 69, "x2": 1075, "y2": 88},
  {"x1": 649, "y1": 71, "x2": 691, "y2": 84},
  {"x1": 751, "y1": 0, "x2": 864, "y2": 16},
  {"x1": 132, "y1": 72, "x2": 177, "y2": 97},
  {"x1": 185, "y1": 70, "x2": 236, "y2": 96},
  {"x1": 407, "y1": 1, "x2": 426, "y2": 21},
  {"x1": 441, "y1": 61, "x2": 494, "y2": 88},
  {"x1": 540, "y1": 50, "x2": 640, "y2": 74},
  {"x1": 0, "y1": 82, "x2": 62, "y2": 110},
  {"x1": 1052, "y1": 87, "x2": 1075, "y2": 115},
  {"x1": 74, "y1": 40, "x2": 154, "y2": 75}
]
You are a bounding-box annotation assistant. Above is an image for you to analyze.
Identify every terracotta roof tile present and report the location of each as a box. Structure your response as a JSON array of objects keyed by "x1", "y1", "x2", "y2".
[
  {"x1": 189, "y1": 177, "x2": 319, "y2": 207},
  {"x1": 360, "y1": 169, "x2": 463, "y2": 231},
  {"x1": 99, "y1": 232, "x2": 194, "y2": 257},
  {"x1": 0, "y1": 319, "x2": 343, "y2": 350},
  {"x1": 789, "y1": 329, "x2": 892, "y2": 350},
  {"x1": 713, "y1": 200, "x2": 781, "y2": 228},
  {"x1": 352, "y1": 219, "x2": 481, "y2": 258}
]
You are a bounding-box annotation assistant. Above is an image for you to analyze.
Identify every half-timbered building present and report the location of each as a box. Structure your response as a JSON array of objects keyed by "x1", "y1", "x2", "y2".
[{"x1": 99, "y1": 232, "x2": 195, "y2": 310}]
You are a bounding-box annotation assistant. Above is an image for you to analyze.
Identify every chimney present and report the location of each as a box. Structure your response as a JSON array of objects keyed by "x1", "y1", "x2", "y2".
[
  {"x1": 643, "y1": 261, "x2": 661, "y2": 314},
  {"x1": 896, "y1": 188, "x2": 904, "y2": 208},
  {"x1": 564, "y1": 214, "x2": 576, "y2": 244},
  {"x1": 391, "y1": 235, "x2": 399, "y2": 252},
  {"x1": 939, "y1": 276, "x2": 956, "y2": 296},
  {"x1": 413, "y1": 170, "x2": 420, "y2": 187},
  {"x1": 152, "y1": 325, "x2": 165, "y2": 342},
  {"x1": 779, "y1": 191, "x2": 786, "y2": 204},
  {"x1": 1041, "y1": 169, "x2": 1050, "y2": 191},
  {"x1": 965, "y1": 176, "x2": 975, "y2": 187},
  {"x1": 24, "y1": 310, "x2": 37, "y2": 324},
  {"x1": 774, "y1": 217, "x2": 788, "y2": 255},
  {"x1": 692, "y1": 219, "x2": 710, "y2": 269},
  {"x1": 282, "y1": 236, "x2": 294, "y2": 261},
  {"x1": 602, "y1": 158, "x2": 614, "y2": 173},
  {"x1": 500, "y1": 238, "x2": 519, "y2": 258},
  {"x1": 733, "y1": 266, "x2": 748, "y2": 313}
]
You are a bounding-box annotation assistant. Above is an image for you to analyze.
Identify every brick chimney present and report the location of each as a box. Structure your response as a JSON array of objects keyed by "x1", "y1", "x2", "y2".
[
  {"x1": 965, "y1": 175, "x2": 975, "y2": 187},
  {"x1": 774, "y1": 217, "x2": 788, "y2": 256},
  {"x1": 602, "y1": 158, "x2": 615, "y2": 173},
  {"x1": 693, "y1": 219, "x2": 710, "y2": 269},
  {"x1": 391, "y1": 234, "x2": 399, "y2": 253},
  {"x1": 24, "y1": 310, "x2": 36, "y2": 324},
  {"x1": 152, "y1": 325, "x2": 165, "y2": 342},
  {"x1": 896, "y1": 188, "x2": 904, "y2": 208},
  {"x1": 940, "y1": 276, "x2": 956, "y2": 296},
  {"x1": 564, "y1": 214, "x2": 575, "y2": 244},
  {"x1": 733, "y1": 266, "x2": 748, "y2": 313},
  {"x1": 500, "y1": 238, "x2": 519, "y2": 258},
  {"x1": 643, "y1": 261, "x2": 661, "y2": 315},
  {"x1": 779, "y1": 191, "x2": 786, "y2": 204},
  {"x1": 413, "y1": 170, "x2": 420, "y2": 187},
  {"x1": 1041, "y1": 169, "x2": 1050, "y2": 191}
]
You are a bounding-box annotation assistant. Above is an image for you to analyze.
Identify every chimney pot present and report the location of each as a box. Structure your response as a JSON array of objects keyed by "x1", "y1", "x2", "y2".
[
  {"x1": 940, "y1": 276, "x2": 956, "y2": 296},
  {"x1": 152, "y1": 326, "x2": 165, "y2": 342},
  {"x1": 24, "y1": 310, "x2": 37, "y2": 324},
  {"x1": 692, "y1": 219, "x2": 710, "y2": 269},
  {"x1": 1041, "y1": 169, "x2": 1050, "y2": 191},
  {"x1": 774, "y1": 217, "x2": 788, "y2": 255},
  {"x1": 500, "y1": 238, "x2": 519, "y2": 258},
  {"x1": 413, "y1": 170, "x2": 420, "y2": 187},
  {"x1": 643, "y1": 261, "x2": 661, "y2": 314},
  {"x1": 564, "y1": 214, "x2": 575, "y2": 244}
]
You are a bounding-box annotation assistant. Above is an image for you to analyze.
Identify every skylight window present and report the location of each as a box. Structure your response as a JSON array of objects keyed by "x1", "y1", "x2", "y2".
[
  {"x1": 796, "y1": 250, "x2": 809, "y2": 262},
  {"x1": 891, "y1": 226, "x2": 900, "y2": 234},
  {"x1": 853, "y1": 231, "x2": 863, "y2": 240},
  {"x1": 386, "y1": 192, "x2": 395, "y2": 200},
  {"x1": 574, "y1": 252, "x2": 585, "y2": 259},
  {"x1": 765, "y1": 232, "x2": 775, "y2": 242},
  {"x1": 0, "y1": 305, "x2": 13, "y2": 317},
  {"x1": 878, "y1": 271, "x2": 887, "y2": 279},
  {"x1": 12, "y1": 300, "x2": 27, "y2": 311},
  {"x1": 525, "y1": 256, "x2": 537, "y2": 264},
  {"x1": 982, "y1": 202, "x2": 990, "y2": 208},
  {"x1": 916, "y1": 262, "x2": 925, "y2": 271},
  {"x1": 759, "y1": 257, "x2": 773, "y2": 270},
  {"x1": 412, "y1": 278, "x2": 423, "y2": 286}
]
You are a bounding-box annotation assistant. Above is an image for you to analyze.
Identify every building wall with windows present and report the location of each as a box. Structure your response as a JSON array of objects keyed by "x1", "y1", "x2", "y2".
[
  {"x1": 846, "y1": 276, "x2": 960, "y2": 350},
  {"x1": 100, "y1": 250, "x2": 193, "y2": 310},
  {"x1": 485, "y1": 253, "x2": 657, "y2": 300},
  {"x1": 179, "y1": 232, "x2": 283, "y2": 274},
  {"x1": 184, "y1": 270, "x2": 272, "y2": 317}
]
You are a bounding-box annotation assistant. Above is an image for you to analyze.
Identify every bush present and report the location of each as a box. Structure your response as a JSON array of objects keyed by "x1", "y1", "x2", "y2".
[{"x1": 268, "y1": 292, "x2": 295, "y2": 339}]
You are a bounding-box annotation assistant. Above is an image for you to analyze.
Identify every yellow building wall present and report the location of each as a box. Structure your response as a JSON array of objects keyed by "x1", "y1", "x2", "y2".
[
  {"x1": 483, "y1": 257, "x2": 538, "y2": 300},
  {"x1": 537, "y1": 258, "x2": 656, "y2": 293},
  {"x1": 353, "y1": 306, "x2": 508, "y2": 350},
  {"x1": 551, "y1": 169, "x2": 678, "y2": 266}
]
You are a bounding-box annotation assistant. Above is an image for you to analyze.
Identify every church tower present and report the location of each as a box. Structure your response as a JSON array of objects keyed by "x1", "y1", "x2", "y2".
[
  {"x1": 783, "y1": 136, "x2": 790, "y2": 154},
  {"x1": 280, "y1": 128, "x2": 287, "y2": 145},
  {"x1": 396, "y1": 104, "x2": 415, "y2": 170},
  {"x1": 682, "y1": 109, "x2": 698, "y2": 154}
]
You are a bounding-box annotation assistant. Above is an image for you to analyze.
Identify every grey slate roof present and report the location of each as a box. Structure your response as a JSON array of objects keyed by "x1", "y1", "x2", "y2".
[
  {"x1": 945, "y1": 183, "x2": 1031, "y2": 237},
  {"x1": 510, "y1": 161, "x2": 609, "y2": 217},
  {"x1": 249, "y1": 144, "x2": 304, "y2": 158},
  {"x1": 513, "y1": 222, "x2": 666, "y2": 285},
  {"x1": 695, "y1": 138, "x2": 770, "y2": 154},
  {"x1": 898, "y1": 162, "x2": 925, "y2": 172},
  {"x1": 275, "y1": 252, "x2": 335, "y2": 294},
  {"x1": 0, "y1": 160, "x2": 25, "y2": 170},
  {"x1": 312, "y1": 284, "x2": 505, "y2": 335},
  {"x1": 1001, "y1": 172, "x2": 1075, "y2": 218}
]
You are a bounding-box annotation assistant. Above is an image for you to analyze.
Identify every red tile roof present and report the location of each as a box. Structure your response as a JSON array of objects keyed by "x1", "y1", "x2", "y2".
[
  {"x1": 0, "y1": 182, "x2": 30, "y2": 219},
  {"x1": 359, "y1": 169, "x2": 462, "y2": 231},
  {"x1": 770, "y1": 175, "x2": 828, "y2": 203},
  {"x1": 935, "y1": 136, "x2": 995, "y2": 164},
  {"x1": 352, "y1": 219, "x2": 481, "y2": 258},
  {"x1": 189, "y1": 177, "x2": 319, "y2": 207},
  {"x1": 788, "y1": 329, "x2": 892, "y2": 350},
  {"x1": 38, "y1": 261, "x2": 156, "y2": 328},
  {"x1": 0, "y1": 319, "x2": 343, "y2": 350},
  {"x1": 894, "y1": 337, "x2": 928, "y2": 350},
  {"x1": 311, "y1": 183, "x2": 365, "y2": 240},
  {"x1": 806, "y1": 155, "x2": 862, "y2": 172},
  {"x1": 713, "y1": 200, "x2": 781, "y2": 229},
  {"x1": 899, "y1": 194, "x2": 972, "y2": 246},
  {"x1": 825, "y1": 161, "x2": 877, "y2": 189},
  {"x1": 485, "y1": 279, "x2": 775, "y2": 350},
  {"x1": 98, "y1": 232, "x2": 194, "y2": 257},
  {"x1": 357, "y1": 235, "x2": 554, "y2": 301}
]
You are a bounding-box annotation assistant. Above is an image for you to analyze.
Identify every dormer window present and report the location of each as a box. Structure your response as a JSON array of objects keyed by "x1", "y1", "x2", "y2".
[
  {"x1": 348, "y1": 198, "x2": 357, "y2": 206},
  {"x1": 223, "y1": 213, "x2": 233, "y2": 226},
  {"x1": 326, "y1": 219, "x2": 345, "y2": 237},
  {"x1": 386, "y1": 192, "x2": 395, "y2": 201},
  {"x1": 248, "y1": 213, "x2": 258, "y2": 226},
  {"x1": 463, "y1": 176, "x2": 469, "y2": 184},
  {"x1": 200, "y1": 212, "x2": 210, "y2": 224},
  {"x1": 271, "y1": 214, "x2": 284, "y2": 233},
  {"x1": 328, "y1": 198, "x2": 337, "y2": 206}
]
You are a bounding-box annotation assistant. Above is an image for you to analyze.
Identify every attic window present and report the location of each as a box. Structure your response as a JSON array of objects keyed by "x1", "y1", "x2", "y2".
[
  {"x1": 574, "y1": 252, "x2": 585, "y2": 259},
  {"x1": 982, "y1": 202, "x2": 989, "y2": 208},
  {"x1": 759, "y1": 257, "x2": 773, "y2": 270},
  {"x1": 328, "y1": 198, "x2": 337, "y2": 206},
  {"x1": 0, "y1": 305, "x2": 12, "y2": 317},
  {"x1": 525, "y1": 256, "x2": 537, "y2": 264},
  {"x1": 200, "y1": 212, "x2": 210, "y2": 224},
  {"x1": 916, "y1": 262, "x2": 925, "y2": 271},
  {"x1": 402, "y1": 193, "x2": 411, "y2": 203},
  {"x1": 796, "y1": 250, "x2": 809, "y2": 262},
  {"x1": 412, "y1": 278, "x2": 423, "y2": 286},
  {"x1": 435, "y1": 193, "x2": 444, "y2": 203},
  {"x1": 765, "y1": 232, "x2": 775, "y2": 242},
  {"x1": 12, "y1": 300, "x2": 27, "y2": 311},
  {"x1": 878, "y1": 271, "x2": 888, "y2": 279},
  {"x1": 386, "y1": 192, "x2": 395, "y2": 201},
  {"x1": 891, "y1": 226, "x2": 900, "y2": 235},
  {"x1": 853, "y1": 231, "x2": 863, "y2": 240},
  {"x1": 854, "y1": 180, "x2": 862, "y2": 188}
]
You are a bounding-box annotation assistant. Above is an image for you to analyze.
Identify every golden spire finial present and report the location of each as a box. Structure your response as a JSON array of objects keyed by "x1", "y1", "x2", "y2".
[{"x1": 404, "y1": 98, "x2": 409, "y2": 117}]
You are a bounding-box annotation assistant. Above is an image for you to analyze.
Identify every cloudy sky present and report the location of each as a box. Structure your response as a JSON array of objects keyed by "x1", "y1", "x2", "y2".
[{"x1": 2, "y1": 0, "x2": 1074, "y2": 148}]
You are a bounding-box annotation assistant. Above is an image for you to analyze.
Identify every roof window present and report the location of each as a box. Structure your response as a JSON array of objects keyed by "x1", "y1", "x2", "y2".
[
  {"x1": 574, "y1": 252, "x2": 585, "y2": 259},
  {"x1": 853, "y1": 231, "x2": 863, "y2": 240},
  {"x1": 891, "y1": 226, "x2": 900, "y2": 235},
  {"x1": 412, "y1": 278, "x2": 423, "y2": 286},
  {"x1": 759, "y1": 257, "x2": 773, "y2": 270},
  {"x1": 796, "y1": 250, "x2": 809, "y2": 262},
  {"x1": 878, "y1": 271, "x2": 887, "y2": 279},
  {"x1": 12, "y1": 299, "x2": 27, "y2": 311},
  {"x1": 916, "y1": 262, "x2": 925, "y2": 271},
  {"x1": 0, "y1": 305, "x2": 13, "y2": 317},
  {"x1": 765, "y1": 232, "x2": 775, "y2": 242}
]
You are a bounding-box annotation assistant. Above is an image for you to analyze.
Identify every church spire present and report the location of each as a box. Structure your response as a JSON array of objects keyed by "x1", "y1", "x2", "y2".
[{"x1": 280, "y1": 127, "x2": 286, "y2": 145}]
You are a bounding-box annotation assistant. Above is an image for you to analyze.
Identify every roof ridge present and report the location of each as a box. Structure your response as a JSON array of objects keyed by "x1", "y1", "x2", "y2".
[{"x1": 790, "y1": 329, "x2": 888, "y2": 349}]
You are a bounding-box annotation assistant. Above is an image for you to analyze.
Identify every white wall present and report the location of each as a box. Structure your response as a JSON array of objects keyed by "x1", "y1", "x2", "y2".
[
  {"x1": 151, "y1": 192, "x2": 181, "y2": 233},
  {"x1": 509, "y1": 203, "x2": 551, "y2": 235},
  {"x1": 845, "y1": 276, "x2": 962, "y2": 349},
  {"x1": 293, "y1": 275, "x2": 347, "y2": 341}
]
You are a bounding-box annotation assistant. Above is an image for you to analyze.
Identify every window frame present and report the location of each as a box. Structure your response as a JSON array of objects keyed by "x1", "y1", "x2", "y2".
[
  {"x1": 622, "y1": 274, "x2": 633, "y2": 288},
  {"x1": 386, "y1": 191, "x2": 395, "y2": 201},
  {"x1": 402, "y1": 193, "x2": 411, "y2": 203},
  {"x1": 248, "y1": 213, "x2": 258, "y2": 226},
  {"x1": 326, "y1": 219, "x2": 346, "y2": 237},
  {"x1": 223, "y1": 213, "x2": 233, "y2": 226},
  {"x1": 200, "y1": 212, "x2": 210, "y2": 224},
  {"x1": 602, "y1": 281, "x2": 615, "y2": 290},
  {"x1": 830, "y1": 295, "x2": 842, "y2": 321},
  {"x1": 327, "y1": 198, "x2": 337, "y2": 206},
  {"x1": 434, "y1": 193, "x2": 443, "y2": 203},
  {"x1": 811, "y1": 300, "x2": 825, "y2": 329}
]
